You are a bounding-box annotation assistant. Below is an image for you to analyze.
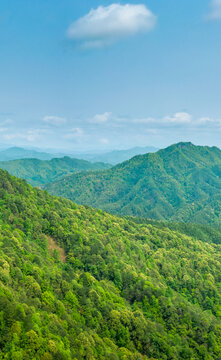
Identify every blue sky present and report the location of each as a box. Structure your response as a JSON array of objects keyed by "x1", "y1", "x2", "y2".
[{"x1": 0, "y1": 0, "x2": 221, "y2": 151}]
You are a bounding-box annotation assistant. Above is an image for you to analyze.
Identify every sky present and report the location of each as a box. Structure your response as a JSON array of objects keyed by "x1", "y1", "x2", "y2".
[{"x1": 0, "y1": 0, "x2": 221, "y2": 152}]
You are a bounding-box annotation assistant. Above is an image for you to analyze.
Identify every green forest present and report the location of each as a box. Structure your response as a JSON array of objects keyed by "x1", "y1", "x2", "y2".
[
  {"x1": 44, "y1": 142, "x2": 221, "y2": 226},
  {"x1": 0, "y1": 168, "x2": 221, "y2": 359},
  {"x1": 127, "y1": 218, "x2": 221, "y2": 245},
  {"x1": 0, "y1": 157, "x2": 111, "y2": 187},
  {"x1": 2, "y1": 0, "x2": 221, "y2": 358}
]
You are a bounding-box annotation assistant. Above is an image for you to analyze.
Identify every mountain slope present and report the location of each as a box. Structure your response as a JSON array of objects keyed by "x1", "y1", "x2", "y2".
[
  {"x1": 0, "y1": 156, "x2": 111, "y2": 186},
  {"x1": 0, "y1": 169, "x2": 221, "y2": 359},
  {"x1": 127, "y1": 217, "x2": 221, "y2": 244},
  {"x1": 45, "y1": 142, "x2": 221, "y2": 225}
]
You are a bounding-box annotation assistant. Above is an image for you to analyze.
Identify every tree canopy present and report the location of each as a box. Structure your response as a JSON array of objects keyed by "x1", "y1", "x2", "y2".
[{"x1": 0, "y1": 168, "x2": 220, "y2": 359}]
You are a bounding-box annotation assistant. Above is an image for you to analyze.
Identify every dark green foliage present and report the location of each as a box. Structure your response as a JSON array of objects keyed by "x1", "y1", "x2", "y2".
[
  {"x1": 0, "y1": 168, "x2": 220, "y2": 359},
  {"x1": 45, "y1": 142, "x2": 221, "y2": 226},
  {"x1": 0, "y1": 157, "x2": 111, "y2": 186}
]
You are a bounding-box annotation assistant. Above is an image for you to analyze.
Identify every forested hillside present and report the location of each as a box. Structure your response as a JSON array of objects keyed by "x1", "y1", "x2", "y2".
[
  {"x1": 127, "y1": 217, "x2": 221, "y2": 245},
  {"x1": 0, "y1": 169, "x2": 221, "y2": 359},
  {"x1": 0, "y1": 157, "x2": 111, "y2": 186},
  {"x1": 45, "y1": 142, "x2": 221, "y2": 225}
]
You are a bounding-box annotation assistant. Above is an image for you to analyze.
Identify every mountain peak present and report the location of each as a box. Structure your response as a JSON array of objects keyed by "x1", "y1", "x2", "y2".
[
  {"x1": 163, "y1": 142, "x2": 195, "y2": 152},
  {"x1": 45, "y1": 141, "x2": 221, "y2": 225}
]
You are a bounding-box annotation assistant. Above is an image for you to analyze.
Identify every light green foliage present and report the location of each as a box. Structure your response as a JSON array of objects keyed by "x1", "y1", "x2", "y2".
[
  {"x1": 129, "y1": 217, "x2": 221, "y2": 244},
  {"x1": 0, "y1": 168, "x2": 220, "y2": 359}
]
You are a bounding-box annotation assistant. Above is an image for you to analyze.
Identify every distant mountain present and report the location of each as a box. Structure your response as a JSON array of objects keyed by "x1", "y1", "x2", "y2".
[
  {"x1": 45, "y1": 142, "x2": 221, "y2": 225},
  {"x1": 0, "y1": 168, "x2": 221, "y2": 359},
  {"x1": 0, "y1": 147, "x2": 58, "y2": 161},
  {"x1": 73, "y1": 146, "x2": 158, "y2": 164},
  {"x1": 0, "y1": 156, "x2": 111, "y2": 186},
  {"x1": 0, "y1": 145, "x2": 158, "y2": 165}
]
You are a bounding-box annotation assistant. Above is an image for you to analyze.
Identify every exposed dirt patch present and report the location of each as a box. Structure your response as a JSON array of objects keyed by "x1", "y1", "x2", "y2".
[{"x1": 46, "y1": 235, "x2": 66, "y2": 263}]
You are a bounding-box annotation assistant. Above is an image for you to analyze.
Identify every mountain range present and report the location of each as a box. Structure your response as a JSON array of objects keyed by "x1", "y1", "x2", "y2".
[
  {"x1": 0, "y1": 146, "x2": 158, "y2": 164},
  {"x1": 45, "y1": 142, "x2": 221, "y2": 226},
  {"x1": 0, "y1": 156, "x2": 111, "y2": 187},
  {"x1": 0, "y1": 167, "x2": 220, "y2": 359},
  {"x1": 74, "y1": 146, "x2": 158, "y2": 165},
  {"x1": 0, "y1": 147, "x2": 58, "y2": 161}
]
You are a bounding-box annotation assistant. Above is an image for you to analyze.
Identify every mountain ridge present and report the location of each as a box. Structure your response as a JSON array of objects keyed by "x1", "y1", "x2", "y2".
[
  {"x1": 0, "y1": 145, "x2": 159, "y2": 164},
  {"x1": 0, "y1": 156, "x2": 111, "y2": 186},
  {"x1": 0, "y1": 146, "x2": 57, "y2": 161},
  {"x1": 76, "y1": 145, "x2": 159, "y2": 164},
  {"x1": 44, "y1": 142, "x2": 221, "y2": 225}
]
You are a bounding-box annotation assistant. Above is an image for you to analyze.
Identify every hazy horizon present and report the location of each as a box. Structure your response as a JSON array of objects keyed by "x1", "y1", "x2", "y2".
[{"x1": 0, "y1": 143, "x2": 159, "y2": 155}]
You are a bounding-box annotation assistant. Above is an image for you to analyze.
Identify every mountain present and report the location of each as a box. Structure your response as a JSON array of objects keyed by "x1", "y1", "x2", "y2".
[
  {"x1": 0, "y1": 146, "x2": 158, "y2": 165},
  {"x1": 72, "y1": 146, "x2": 158, "y2": 165},
  {"x1": 45, "y1": 142, "x2": 221, "y2": 226},
  {"x1": 0, "y1": 156, "x2": 111, "y2": 187},
  {"x1": 0, "y1": 147, "x2": 58, "y2": 161},
  {"x1": 0, "y1": 168, "x2": 221, "y2": 359}
]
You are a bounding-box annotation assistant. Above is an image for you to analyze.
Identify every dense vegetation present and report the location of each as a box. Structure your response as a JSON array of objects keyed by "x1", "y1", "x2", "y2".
[
  {"x1": 127, "y1": 218, "x2": 221, "y2": 245},
  {"x1": 0, "y1": 157, "x2": 111, "y2": 186},
  {"x1": 45, "y1": 142, "x2": 221, "y2": 226},
  {"x1": 0, "y1": 168, "x2": 221, "y2": 359}
]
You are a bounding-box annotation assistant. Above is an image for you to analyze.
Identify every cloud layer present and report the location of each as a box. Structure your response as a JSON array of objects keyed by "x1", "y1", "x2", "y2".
[
  {"x1": 1, "y1": 111, "x2": 221, "y2": 151},
  {"x1": 43, "y1": 115, "x2": 67, "y2": 126},
  {"x1": 85, "y1": 112, "x2": 221, "y2": 135},
  {"x1": 89, "y1": 112, "x2": 112, "y2": 124},
  {"x1": 67, "y1": 4, "x2": 156, "y2": 48},
  {"x1": 207, "y1": 0, "x2": 221, "y2": 20}
]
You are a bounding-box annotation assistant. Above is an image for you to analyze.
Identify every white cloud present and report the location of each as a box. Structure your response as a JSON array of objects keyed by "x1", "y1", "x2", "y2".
[
  {"x1": 100, "y1": 138, "x2": 109, "y2": 144},
  {"x1": 196, "y1": 116, "x2": 221, "y2": 128},
  {"x1": 0, "y1": 118, "x2": 14, "y2": 125},
  {"x1": 163, "y1": 112, "x2": 192, "y2": 124},
  {"x1": 3, "y1": 129, "x2": 51, "y2": 142},
  {"x1": 0, "y1": 127, "x2": 8, "y2": 133},
  {"x1": 207, "y1": 0, "x2": 221, "y2": 20},
  {"x1": 197, "y1": 117, "x2": 214, "y2": 124},
  {"x1": 64, "y1": 127, "x2": 83, "y2": 140},
  {"x1": 90, "y1": 112, "x2": 112, "y2": 124},
  {"x1": 129, "y1": 112, "x2": 192, "y2": 125},
  {"x1": 87, "y1": 112, "x2": 194, "y2": 127},
  {"x1": 67, "y1": 4, "x2": 156, "y2": 48},
  {"x1": 43, "y1": 115, "x2": 67, "y2": 126},
  {"x1": 85, "y1": 111, "x2": 221, "y2": 130}
]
